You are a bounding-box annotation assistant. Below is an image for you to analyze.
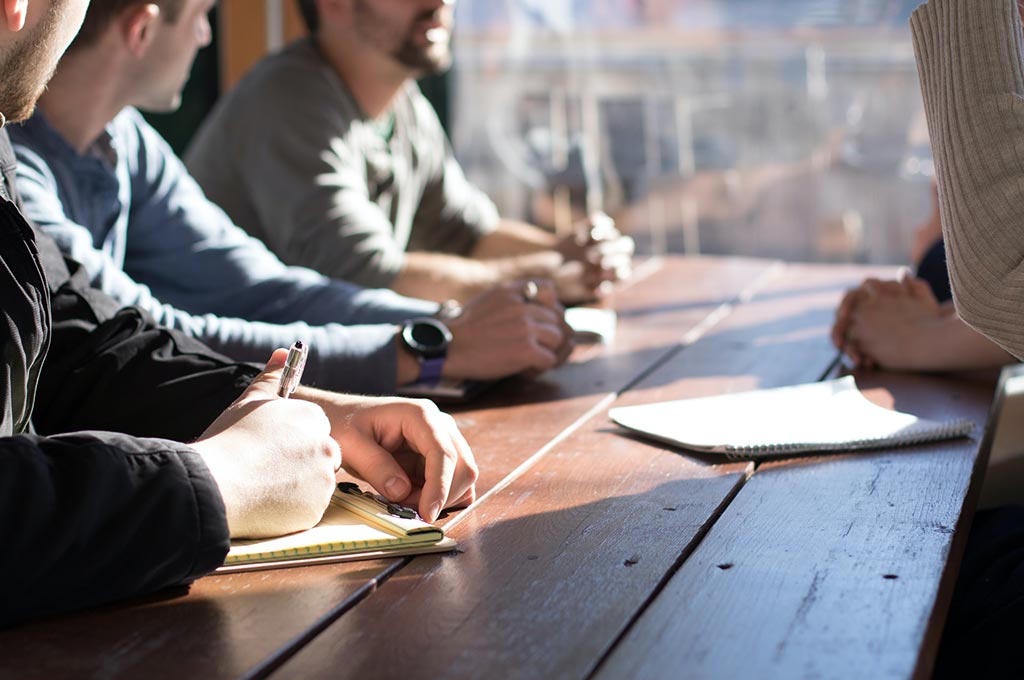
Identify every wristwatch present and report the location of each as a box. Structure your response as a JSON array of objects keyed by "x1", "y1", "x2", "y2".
[{"x1": 401, "y1": 317, "x2": 452, "y2": 384}]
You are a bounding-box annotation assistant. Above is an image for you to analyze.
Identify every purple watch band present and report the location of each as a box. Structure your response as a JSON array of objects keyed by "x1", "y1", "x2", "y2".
[{"x1": 418, "y1": 356, "x2": 445, "y2": 385}]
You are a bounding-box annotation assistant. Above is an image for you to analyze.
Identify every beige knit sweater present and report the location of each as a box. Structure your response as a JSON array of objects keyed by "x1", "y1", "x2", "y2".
[{"x1": 912, "y1": 0, "x2": 1024, "y2": 359}]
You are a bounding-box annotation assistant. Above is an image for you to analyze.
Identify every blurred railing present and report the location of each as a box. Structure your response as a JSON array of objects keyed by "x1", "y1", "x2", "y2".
[{"x1": 450, "y1": 0, "x2": 932, "y2": 264}]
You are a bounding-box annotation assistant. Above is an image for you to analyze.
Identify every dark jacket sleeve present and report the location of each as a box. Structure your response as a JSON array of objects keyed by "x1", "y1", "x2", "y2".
[
  {"x1": 0, "y1": 132, "x2": 240, "y2": 626},
  {"x1": 31, "y1": 229, "x2": 260, "y2": 441},
  {"x1": 0, "y1": 431, "x2": 229, "y2": 627}
]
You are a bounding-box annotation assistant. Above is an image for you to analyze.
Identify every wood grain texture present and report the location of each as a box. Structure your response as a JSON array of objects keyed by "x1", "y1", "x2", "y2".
[
  {"x1": 0, "y1": 257, "x2": 771, "y2": 680},
  {"x1": 269, "y1": 262, "x2": 883, "y2": 679},
  {"x1": 594, "y1": 372, "x2": 995, "y2": 680},
  {"x1": 444, "y1": 256, "x2": 778, "y2": 499}
]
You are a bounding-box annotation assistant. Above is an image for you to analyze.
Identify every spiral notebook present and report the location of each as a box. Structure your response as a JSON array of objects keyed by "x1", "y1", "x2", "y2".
[
  {"x1": 217, "y1": 482, "x2": 457, "y2": 573},
  {"x1": 609, "y1": 376, "x2": 974, "y2": 460}
]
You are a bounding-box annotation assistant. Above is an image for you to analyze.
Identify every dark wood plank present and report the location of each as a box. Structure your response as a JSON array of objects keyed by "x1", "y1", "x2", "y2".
[
  {"x1": 0, "y1": 256, "x2": 773, "y2": 680},
  {"x1": 269, "y1": 262, "x2": 883, "y2": 679},
  {"x1": 594, "y1": 371, "x2": 995, "y2": 680},
  {"x1": 447, "y1": 256, "x2": 781, "y2": 497}
]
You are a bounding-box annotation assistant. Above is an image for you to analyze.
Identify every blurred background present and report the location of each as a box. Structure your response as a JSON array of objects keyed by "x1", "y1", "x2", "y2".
[{"x1": 163, "y1": 0, "x2": 932, "y2": 266}]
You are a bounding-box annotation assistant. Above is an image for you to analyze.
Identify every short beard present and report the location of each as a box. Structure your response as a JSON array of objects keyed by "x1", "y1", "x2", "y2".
[
  {"x1": 393, "y1": 39, "x2": 452, "y2": 76},
  {"x1": 352, "y1": 1, "x2": 453, "y2": 77},
  {"x1": 0, "y1": 1, "x2": 68, "y2": 123}
]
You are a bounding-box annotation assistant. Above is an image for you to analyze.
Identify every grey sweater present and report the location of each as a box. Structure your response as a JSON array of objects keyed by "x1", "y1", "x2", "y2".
[
  {"x1": 912, "y1": 0, "x2": 1024, "y2": 359},
  {"x1": 185, "y1": 38, "x2": 499, "y2": 290}
]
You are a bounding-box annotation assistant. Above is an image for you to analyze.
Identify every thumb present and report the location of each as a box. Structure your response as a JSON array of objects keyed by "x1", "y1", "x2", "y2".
[{"x1": 239, "y1": 348, "x2": 291, "y2": 402}]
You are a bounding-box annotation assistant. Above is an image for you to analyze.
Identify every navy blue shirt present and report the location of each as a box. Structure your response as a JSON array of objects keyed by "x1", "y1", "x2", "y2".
[{"x1": 11, "y1": 108, "x2": 439, "y2": 394}]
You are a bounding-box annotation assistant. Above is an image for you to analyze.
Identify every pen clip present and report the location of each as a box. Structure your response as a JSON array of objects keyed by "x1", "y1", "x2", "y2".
[{"x1": 336, "y1": 482, "x2": 420, "y2": 520}]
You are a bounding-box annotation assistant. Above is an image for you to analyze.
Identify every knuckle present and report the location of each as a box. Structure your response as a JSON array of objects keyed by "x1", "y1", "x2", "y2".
[
  {"x1": 411, "y1": 398, "x2": 439, "y2": 418},
  {"x1": 465, "y1": 458, "x2": 480, "y2": 485}
]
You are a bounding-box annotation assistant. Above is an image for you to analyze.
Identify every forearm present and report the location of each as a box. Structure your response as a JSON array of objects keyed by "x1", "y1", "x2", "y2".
[
  {"x1": 469, "y1": 219, "x2": 559, "y2": 259},
  {"x1": 918, "y1": 312, "x2": 1016, "y2": 370},
  {"x1": 390, "y1": 252, "x2": 500, "y2": 303},
  {"x1": 912, "y1": 0, "x2": 1024, "y2": 359},
  {"x1": 204, "y1": 319, "x2": 406, "y2": 395},
  {"x1": 0, "y1": 433, "x2": 228, "y2": 626}
]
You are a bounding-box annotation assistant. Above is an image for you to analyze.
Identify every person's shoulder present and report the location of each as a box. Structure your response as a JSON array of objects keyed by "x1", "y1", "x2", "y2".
[
  {"x1": 111, "y1": 107, "x2": 167, "y2": 153},
  {"x1": 8, "y1": 110, "x2": 61, "y2": 154},
  {"x1": 229, "y1": 37, "x2": 337, "y2": 105},
  {"x1": 108, "y1": 107, "x2": 161, "y2": 144},
  {"x1": 10, "y1": 112, "x2": 80, "y2": 183}
]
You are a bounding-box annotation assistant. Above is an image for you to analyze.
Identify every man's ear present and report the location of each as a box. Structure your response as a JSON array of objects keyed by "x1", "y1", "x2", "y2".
[
  {"x1": 4, "y1": 0, "x2": 28, "y2": 32},
  {"x1": 121, "y1": 3, "x2": 160, "y2": 57}
]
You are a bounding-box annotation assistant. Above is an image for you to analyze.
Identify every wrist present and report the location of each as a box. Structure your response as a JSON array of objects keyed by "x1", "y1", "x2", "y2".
[
  {"x1": 396, "y1": 331, "x2": 422, "y2": 385},
  {"x1": 398, "y1": 317, "x2": 452, "y2": 384}
]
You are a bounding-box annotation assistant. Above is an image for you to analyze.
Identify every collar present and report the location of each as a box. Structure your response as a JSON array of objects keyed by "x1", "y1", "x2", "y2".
[{"x1": 16, "y1": 108, "x2": 121, "y2": 171}]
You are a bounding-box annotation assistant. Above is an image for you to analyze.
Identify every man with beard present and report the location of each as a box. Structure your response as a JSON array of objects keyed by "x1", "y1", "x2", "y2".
[
  {"x1": 11, "y1": 0, "x2": 575, "y2": 397},
  {"x1": 185, "y1": 0, "x2": 634, "y2": 305},
  {"x1": 0, "y1": 0, "x2": 478, "y2": 626}
]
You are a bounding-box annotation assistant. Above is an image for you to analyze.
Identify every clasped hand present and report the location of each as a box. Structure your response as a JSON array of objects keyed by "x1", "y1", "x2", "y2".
[
  {"x1": 555, "y1": 212, "x2": 634, "y2": 304},
  {"x1": 831, "y1": 275, "x2": 946, "y2": 370}
]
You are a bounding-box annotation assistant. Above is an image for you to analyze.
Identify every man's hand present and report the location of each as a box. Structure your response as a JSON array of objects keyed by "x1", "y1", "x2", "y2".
[
  {"x1": 555, "y1": 212, "x2": 634, "y2": 304},
  {"x1": 443, "y1": 279, "x2": 574, "y2": 380},
  {"x1": 833, "y1": 276, "x2": 946, "y2": 370},
  {"x1": 296, "y1": 391, "x2": 479, "y2": 522},
  {"x1": 192, "y1": 349, "x2": 341, "y2": 539}
]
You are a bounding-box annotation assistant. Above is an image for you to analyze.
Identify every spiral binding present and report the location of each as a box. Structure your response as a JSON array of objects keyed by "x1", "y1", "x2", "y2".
[{"x1": 720, "y1": 418, "x2": 975, "y2": 461}]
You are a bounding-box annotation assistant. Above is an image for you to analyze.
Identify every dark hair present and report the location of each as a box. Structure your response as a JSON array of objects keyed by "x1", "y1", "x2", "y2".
[
  {"x1": 71, "y1": 0, "x2": 187, "y2": 49},
  {"x1": 296, "y1": 0, "x2": 318, "y2": 33}
]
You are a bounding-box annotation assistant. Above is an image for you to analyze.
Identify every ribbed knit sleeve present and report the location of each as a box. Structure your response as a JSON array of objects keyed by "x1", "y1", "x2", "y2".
[{"x1": 912, "y1": 0, "x2": 1024, "y2": 359}]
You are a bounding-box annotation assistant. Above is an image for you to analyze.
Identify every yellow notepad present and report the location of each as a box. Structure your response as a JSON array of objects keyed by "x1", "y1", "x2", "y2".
[{"x1": 217, "y1": 483, "x2": 457, "y2": 573}]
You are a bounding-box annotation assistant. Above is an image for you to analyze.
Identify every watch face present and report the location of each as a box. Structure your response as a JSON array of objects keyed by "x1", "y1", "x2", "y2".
[
  {"x1": 403, "y1": 318, "x2": 451, "y2": 358},
  {"x1": 411, "y1": 322, "x2": 446, "y2": 347}
]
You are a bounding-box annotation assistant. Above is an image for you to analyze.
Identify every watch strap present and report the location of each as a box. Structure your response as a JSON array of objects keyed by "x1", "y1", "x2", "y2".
[{"x1": 418, "y1": 356, "x2": 445, "y2": 385}]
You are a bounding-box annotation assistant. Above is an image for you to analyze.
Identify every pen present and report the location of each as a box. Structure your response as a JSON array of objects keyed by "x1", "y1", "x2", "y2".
[{"x1": 278, "y1": 341, "x2": 307, "y2": 398}]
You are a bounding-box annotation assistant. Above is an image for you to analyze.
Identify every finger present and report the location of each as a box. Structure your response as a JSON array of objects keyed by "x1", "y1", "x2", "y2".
[
  {"x1": 843, "y1": 335, "x2": 862, "y2": 365},
  {"x1": 586, "y1": 258, "x2": 625, "y2": 284},
  {"x1": 237, "y1": 348, "x2": 290, "y2": 403},
  {"x1": 527, "y1": 278, "x2": 560, "y2": 309},
  {"x1": 434, "y1": 414, "x2": 478, "y2": 510},
  {"x1": 525, "y1": 336, "x2": 561, "y2": 373},
  {"x1": 329, "y1": 438, "x2": 343, "y2": 477},
  {"x1": 553, "y1": 331, "x2": 575, "y2": 366},
  {"x1": 873, "y1": 280, "x2": 905, "y2": 296},
  {"x1": 590, "y1": 236, "x2": 635, "y2": 260},
  {"x1": 587, "y1": 210, "x2": 618, "y2": 240},
  {"x1": 906, "y1": 276, "x2": 935, "y2": 301},
  {"x1": 337, "y1": 433, "x2": 413, "y2": 504},
  {"x1": 523, "y1": 299, "x2": 567, "y2": 330},
  {"x1": 832, "y1": 289, "x2": 859, "y2": 346},
  {"x1": 404, "y1": 417, "x2": 461, "y2": 522},
  {"x1": 447, "y1": 415, "x2": 478, "y2": 488},
  {"x1": 531, "y1": 317, "x2": 571, "y2": 353}
]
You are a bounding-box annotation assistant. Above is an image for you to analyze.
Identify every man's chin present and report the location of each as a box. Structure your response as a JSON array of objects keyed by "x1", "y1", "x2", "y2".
[
  {"x1": 3, "y1": 98, "x2": 39, "y2": 125},
  {"x1": 396, "y1": 44, "x2": 452, "y2": 77},
  {"x1": 139, "y1": 94, "x2": 183, "y2": 115}
]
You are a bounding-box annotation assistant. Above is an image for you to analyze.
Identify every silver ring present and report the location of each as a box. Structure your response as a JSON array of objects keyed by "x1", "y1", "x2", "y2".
[{"x1": 522, "y1": 280, "x2": 539, "y2": 303}]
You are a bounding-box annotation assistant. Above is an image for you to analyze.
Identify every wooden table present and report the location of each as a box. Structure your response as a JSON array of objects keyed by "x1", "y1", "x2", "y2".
[{"x1": 1, "y1": 256, "x2": 997, "y2": 680}]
